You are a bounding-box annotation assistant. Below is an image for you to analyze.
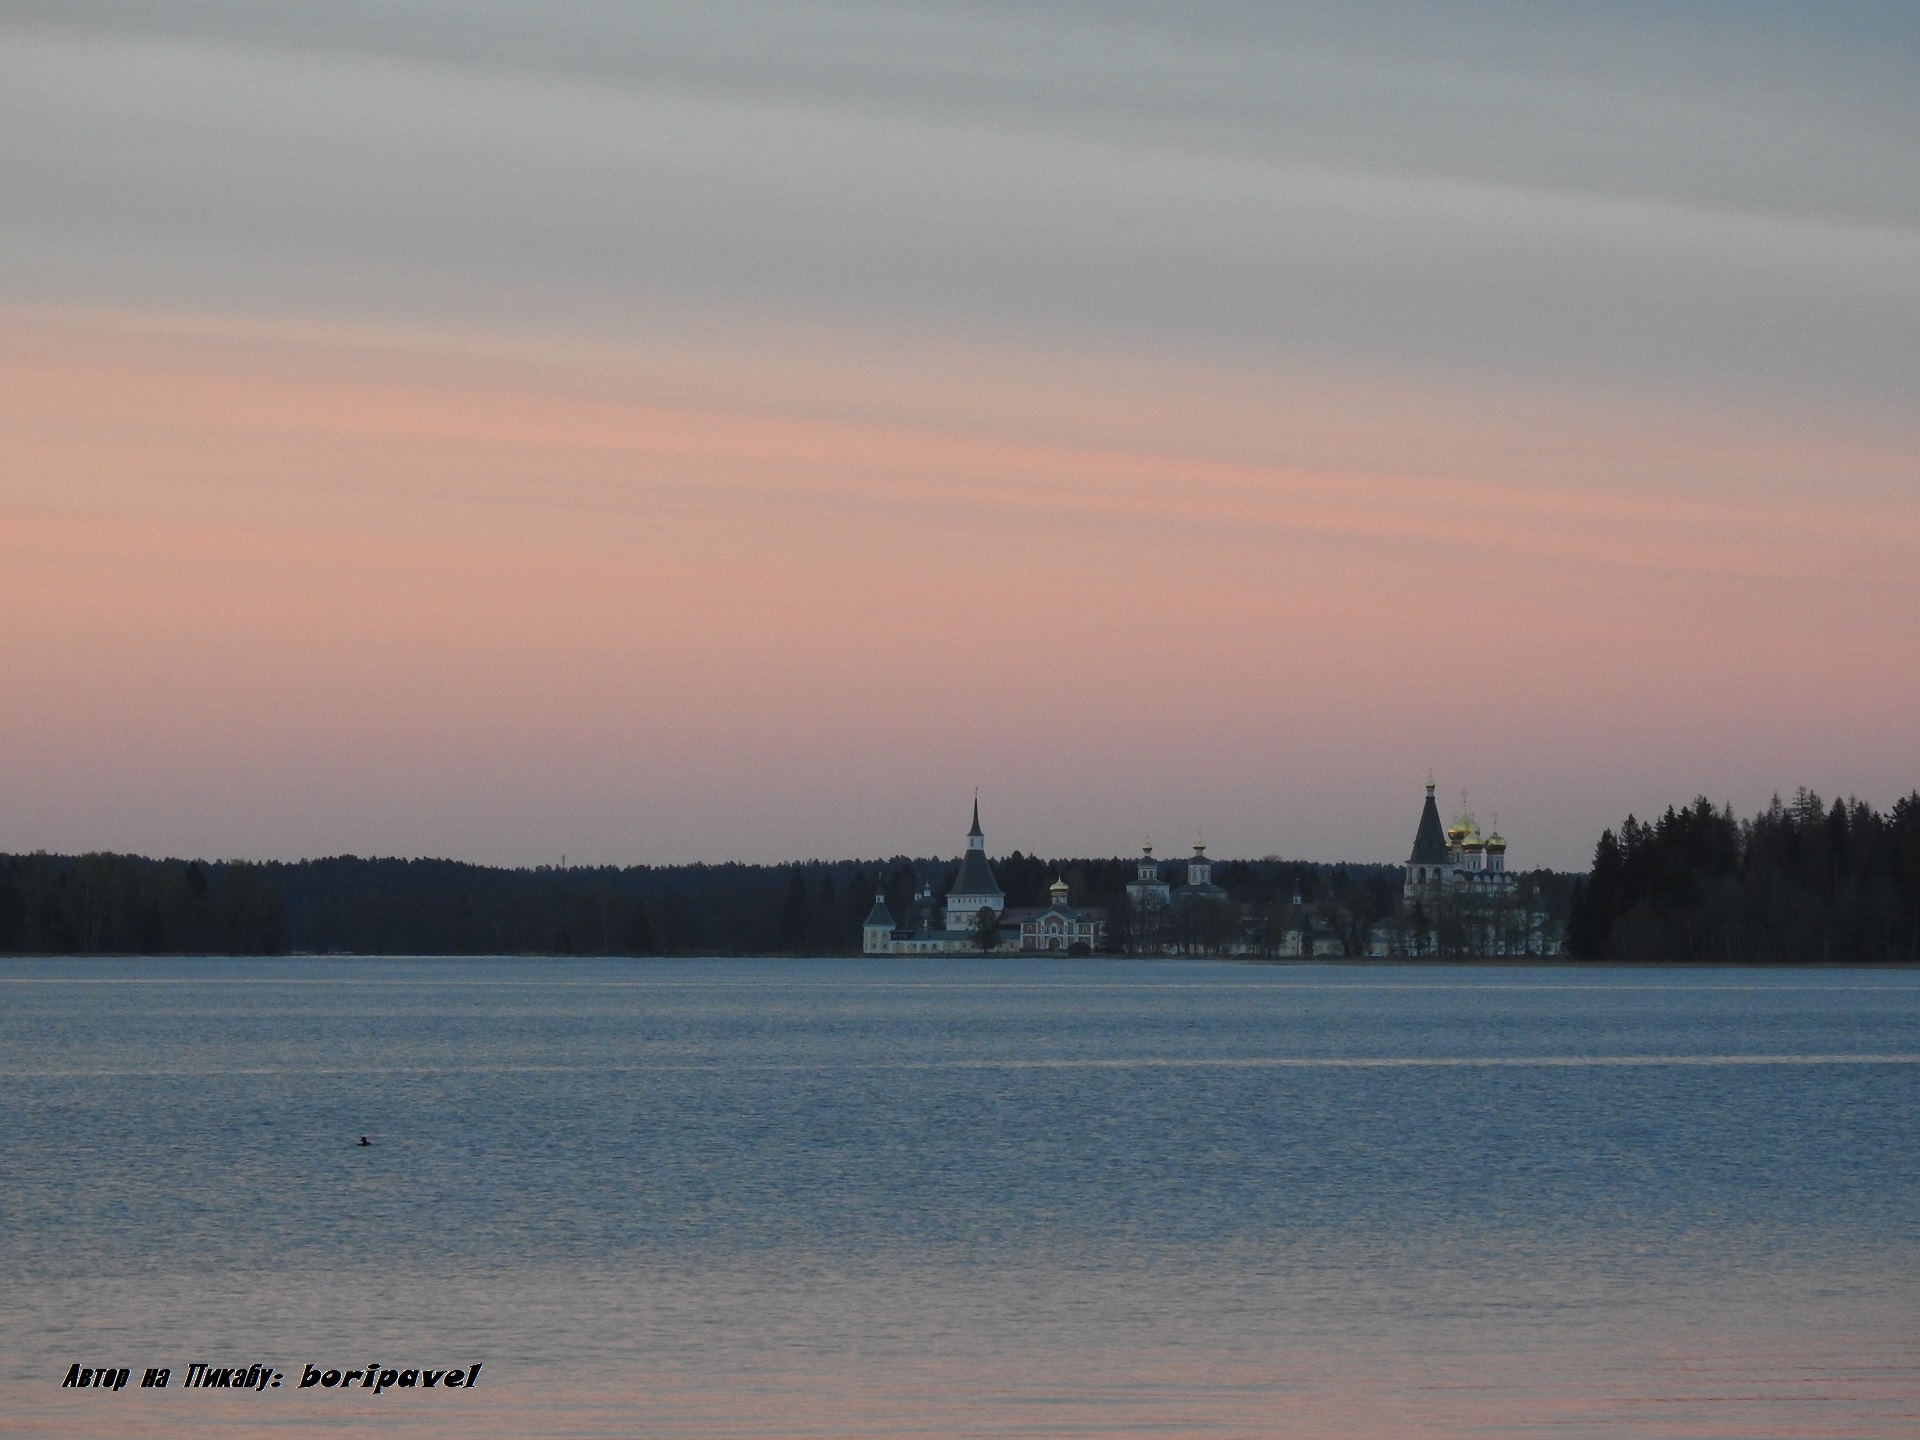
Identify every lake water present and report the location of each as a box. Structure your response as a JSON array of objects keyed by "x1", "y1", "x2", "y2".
[{"x1": 3, "y1": 957, "x2": 1917, "y2": 1438}]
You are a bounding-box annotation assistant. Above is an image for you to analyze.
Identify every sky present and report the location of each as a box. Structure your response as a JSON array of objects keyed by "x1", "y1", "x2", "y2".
[{"x1": 2, "y1": 1, "x2": 1917, "y2": 870}]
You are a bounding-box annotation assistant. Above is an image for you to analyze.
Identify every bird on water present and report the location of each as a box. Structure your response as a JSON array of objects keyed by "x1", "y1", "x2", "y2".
[{"x1": 357, "y1": 1136, "x2": 372, "y2": 1146}]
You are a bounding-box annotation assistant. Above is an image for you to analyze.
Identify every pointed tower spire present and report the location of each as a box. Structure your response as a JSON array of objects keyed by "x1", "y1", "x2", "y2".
[
  {"x1": 1410, "y1": 781, "x2": 1449, "y2": 864},
  {"x1": 963, "y1": 792, "x2": 990, "y2": 859}
]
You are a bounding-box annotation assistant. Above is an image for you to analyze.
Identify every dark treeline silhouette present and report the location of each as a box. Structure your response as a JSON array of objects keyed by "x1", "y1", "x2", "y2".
[
  {"x1": 0, "y1": 853, "x2": 280, "y2": 956},
  {"x1": 0, "y1": 850, "x2": 1404, "y2": 957},
  {"x1": 1568, "y1": 790, "x2": 1920, "y2": 963}
]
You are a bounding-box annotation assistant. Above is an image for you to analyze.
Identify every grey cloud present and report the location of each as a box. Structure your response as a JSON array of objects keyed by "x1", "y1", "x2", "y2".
[
  {"x1": 14, "y1": 1, "x2": 1920, "y2": 220},
  {"x1": 2, "y1": 4, "x2": 1917, "y2": 412}
]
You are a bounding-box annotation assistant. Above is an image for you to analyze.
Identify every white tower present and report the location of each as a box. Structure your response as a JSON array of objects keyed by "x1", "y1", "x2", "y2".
[{"x1": 942, "y1": 795, "x2": 1006, "y2": 931}]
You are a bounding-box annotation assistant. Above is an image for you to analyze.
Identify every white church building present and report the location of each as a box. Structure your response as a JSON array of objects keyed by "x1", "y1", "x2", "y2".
[
  {"x1": 1401, "y1": 782, "x2": 1515, "y2": 900},
  {"x1": 862, "y1": 800, "x2": 1103, "y2": 955},
  {"x1": 1372, "y1": 781, "x2": 1559, "y2": 956}
]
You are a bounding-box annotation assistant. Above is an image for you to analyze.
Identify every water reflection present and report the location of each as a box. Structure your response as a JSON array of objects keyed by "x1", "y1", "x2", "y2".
[{"x1": 5, "y1": 959, "x2": 1917, "y2": 1437}]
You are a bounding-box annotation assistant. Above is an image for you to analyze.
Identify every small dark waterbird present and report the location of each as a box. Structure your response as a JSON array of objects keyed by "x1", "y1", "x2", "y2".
[{"x1": 357, "y1": 1136, "x2": 372, "y2": 1146}]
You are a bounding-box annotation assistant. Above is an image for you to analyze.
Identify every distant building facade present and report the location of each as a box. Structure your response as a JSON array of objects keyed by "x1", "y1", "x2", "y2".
[
  {"x1": 1117, "y1": 839, "x2": 1248, "y2": 955},
  {"x1": 862, "y1": 800, "x2": 1105, "y2": 955},
  {"x1": 1269, "y1": 885, "x2": 1346, "y2": 957},
  {"x1": 1174, "y1": 841, "x2": 1228, "y2": 904},
  {"x1": 944, "y1": 799, "x2": 1006, "y2": 932},
  {"x1": 1400, "y1": 782, "x2": 1514, "y2": 901},
  {"x1": 1373, "y1": 782, "x2": 1560, "y2": 956},
  {"x1": 1126, "y1": 844, "x2": 1172, "y2": 910},
  {"x1": 861, "y1": 786, "x2": 1558, "y2": 959},
  {"x1": 1013, "y1": 878, "x2": 1101, "y2": 953}
]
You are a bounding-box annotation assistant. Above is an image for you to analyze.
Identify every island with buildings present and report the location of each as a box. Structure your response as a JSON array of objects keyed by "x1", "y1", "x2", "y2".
[
  {"x1": 7, "y1": 783, "x2": 1907, "y2": 962},
  {"x1": 862, "y1": 785, "x2": 1564, "y2": 957}
]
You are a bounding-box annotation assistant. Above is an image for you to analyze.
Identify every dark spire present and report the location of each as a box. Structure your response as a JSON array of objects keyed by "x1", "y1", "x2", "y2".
[
  {"x1": 1408, "y1": 782, "x2": 1450, "y2": 865},
  {"x1": 953, "y1": 791, "x2": 1002, "y2": 900}
]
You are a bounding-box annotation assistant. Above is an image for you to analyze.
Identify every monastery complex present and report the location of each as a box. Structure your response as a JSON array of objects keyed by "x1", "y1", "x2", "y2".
[{"x1": 862, "y1": 785, "x2": 1562, "y2": 957}]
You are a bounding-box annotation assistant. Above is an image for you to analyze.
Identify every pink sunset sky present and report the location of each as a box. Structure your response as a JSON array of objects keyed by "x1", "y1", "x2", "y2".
[{"x1": 3, "y1": 3, "x2": 1917, "y2": 870}]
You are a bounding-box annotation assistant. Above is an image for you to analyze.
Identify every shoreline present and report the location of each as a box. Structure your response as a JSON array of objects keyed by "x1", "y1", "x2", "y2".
[{"x1": 1, "y1": 952, "x2": 1916, "y2": 970}]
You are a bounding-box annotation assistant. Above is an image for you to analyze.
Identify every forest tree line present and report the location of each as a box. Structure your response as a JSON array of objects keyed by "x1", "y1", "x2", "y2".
[
  {"x1": 8, "y1": 786, "x2": 1914, "y2": 961},
  {"x1": 0, "y1": 849, "x2": 1413, "y2": 957},
  {"x1": 1567, "y1": 790, "x2": 1920, "y2": 963}
]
